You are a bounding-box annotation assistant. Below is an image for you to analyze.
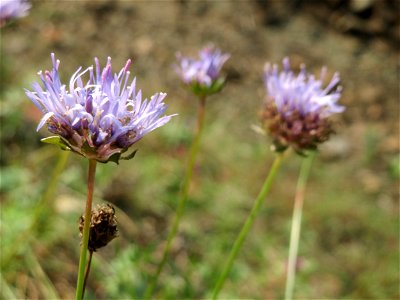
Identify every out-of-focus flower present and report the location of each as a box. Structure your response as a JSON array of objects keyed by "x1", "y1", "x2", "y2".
[
  {"x1": 175, "y1": 45, "x2": 230, "y2": 96},
  {"x1": 261, "y1": 57, "x2": 345, "y2": 153},
  {"x1": 25, "y1": 54, "x2": 175, "y2": 163},
  {"x1": 0, "y1": 0, "x2": 31, "y2": 26}
]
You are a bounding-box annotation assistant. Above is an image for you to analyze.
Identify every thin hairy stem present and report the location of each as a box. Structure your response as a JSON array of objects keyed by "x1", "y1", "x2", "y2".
[
  {"x1": 284, "y1": 151, "x2": 315, "y2": 300},
  {"x1": 212, "y1": 153, "x2": 285, "y2": 299},
  {"x1": 76, "y1": 159, "x2": 97, "y2": 300},
  {"x1": 144, "y1": 96, "x2": 207, "y2": 299}
]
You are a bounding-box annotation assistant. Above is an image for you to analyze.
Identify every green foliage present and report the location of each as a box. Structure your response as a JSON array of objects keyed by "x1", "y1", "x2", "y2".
[
  {"x1": 1, "y1": 104, "x2": 398, "y2": 299},
  {"x1": 103, "y1": 245, "x2": 147, "y2": 299},
  {"x1": 190, "y1": 78, "x2": 226, "y2": 97},
  {"x1": 41, "y1": 135, "x2": 72, "y2": 151}
]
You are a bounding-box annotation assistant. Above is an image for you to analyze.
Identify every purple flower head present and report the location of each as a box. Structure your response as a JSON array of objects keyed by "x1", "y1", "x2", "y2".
[
  {"x1": 261, "y1": 57, "x2": 345, "y2": 153},
  {"x1": 25, "y1": 54, "x2": 175, "y2": 163},
  {"x1": 175, "y1": 45, "x2": 230, "y2": 96},
  {"x1": 0, "y1": 0, "x2": 31, "y2": 26}
]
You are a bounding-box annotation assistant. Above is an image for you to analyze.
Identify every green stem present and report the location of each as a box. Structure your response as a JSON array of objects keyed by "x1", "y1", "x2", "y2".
[
  {"x1": 82, "y1": 250, "x2": 94, "y2": 299},
  {"x1": 144, "y1": 96, "x2": 207, "y2": 299},
  {"x1": 76, "y1": 159, "x2": 97, "y2": 300},
  {"x1": 212, "y1": 153, "x2": 285, "y2": 299},
  {"x1": 284, "y1": 151, "x2": 315, "y2": 300}
]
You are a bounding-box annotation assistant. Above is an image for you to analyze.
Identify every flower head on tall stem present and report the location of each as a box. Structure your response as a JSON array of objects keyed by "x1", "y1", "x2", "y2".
[
  {"x1": 261, "y1": 57, "x2": 345, "y2": 153},
  {"x1": 0, "y1": 0, "x2": 31, "y2": 26},
  {"x1": 25, "y1": 54, "x2": 175, "y2": 163},
  {"x1": 175, "y1": 45, "x2": 230, "y2": 96}
]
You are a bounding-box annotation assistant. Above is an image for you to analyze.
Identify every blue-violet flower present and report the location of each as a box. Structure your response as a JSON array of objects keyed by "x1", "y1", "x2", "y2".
[
  {"x1": 0, "y1": 0, "x2": 31, "y2": 26},
  {"x1": 261, "y1": 57, "x2": 345, "y2": 152},
  {"x1": 175, "y1": 45, "x2": 230, "y2": 96},
  {"x1": 25, "y1": 54, "x2": 175, "y2": 163}
]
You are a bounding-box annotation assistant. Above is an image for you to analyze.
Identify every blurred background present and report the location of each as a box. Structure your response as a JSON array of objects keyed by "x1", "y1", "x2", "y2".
[{"x1": 0, "y1": 0, "x2": 398, "y2": 299}]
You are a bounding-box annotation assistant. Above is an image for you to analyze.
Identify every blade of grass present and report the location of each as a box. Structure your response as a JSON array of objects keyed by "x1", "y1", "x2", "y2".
[
  {"x1": 0, "y1": 271, "x2": 18, "y2": 299},
  {"x1": 25, "y1": 251, "x2": 60, "y2": 299}
]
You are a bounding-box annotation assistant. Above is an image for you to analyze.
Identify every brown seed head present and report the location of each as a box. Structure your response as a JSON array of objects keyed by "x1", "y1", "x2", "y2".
[{"x1": 79, "y1": 204, "x2": 118, "y2": 252}]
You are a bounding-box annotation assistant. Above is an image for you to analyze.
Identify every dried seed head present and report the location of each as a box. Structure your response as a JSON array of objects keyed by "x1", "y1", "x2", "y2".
[{"x1": 79, "y1": 204, "x2": 118, "y2": 252}]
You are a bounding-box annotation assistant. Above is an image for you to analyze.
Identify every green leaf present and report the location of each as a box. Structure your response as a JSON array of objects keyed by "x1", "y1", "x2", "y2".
[
  {"x1": 209, "y1": 77, "x2": 226, "y2": 94},
  {"x1": 105, "y1": 152, "x2": 122, "y2": 164},
  {"x1": 190, "y1": 78, "x2": 226, "y2": 97},
  {"x1": 81, "y1": 141, "x2": 97, "y2": 155},
  {"x1": 121, "y1": 149, "x2": 138, "y2": 161},
  {"x1": 105, "y1": 149, "x2": 138, "y2": 164},
  {"x1": 41, "y1": 136, "x2": 71, "y2": 151}
]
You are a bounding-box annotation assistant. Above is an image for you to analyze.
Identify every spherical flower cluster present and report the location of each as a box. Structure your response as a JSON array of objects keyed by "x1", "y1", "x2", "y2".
[
  {"x1": 261, "y1": 57, "x2": 345, "y2": 153},
  {"x1": 0, "y1": 0, "x2": 31, "y2": 26},
  {"x1": 25, "y1": 54, "x2": 174, "y2": 163},
  {"x1": 175, "y1": 45, "x2": 230, "y2": 96}
]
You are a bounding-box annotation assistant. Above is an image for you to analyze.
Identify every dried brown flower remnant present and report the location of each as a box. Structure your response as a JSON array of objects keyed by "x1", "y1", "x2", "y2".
[{"x1": 79, "y1": 204, "x2": 118, "y2": 251}]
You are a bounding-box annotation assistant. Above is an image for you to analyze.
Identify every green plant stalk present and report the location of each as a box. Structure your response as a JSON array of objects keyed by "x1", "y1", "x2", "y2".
[
  {"x1": 82, "y1": 250, "x2": 94, "y2": 299},
  {"x1": 284, "y1": 151, "x2": 315, "y2": 300},
  {"x1": 144, "y1": 96, "x2": 207, "y2": 299},
  {"x1": 76, "y1": 159, "x2": 97, "y2": 300},
  {"x1": 212, "y1": 153, "x2": 285, "y2": 299}
]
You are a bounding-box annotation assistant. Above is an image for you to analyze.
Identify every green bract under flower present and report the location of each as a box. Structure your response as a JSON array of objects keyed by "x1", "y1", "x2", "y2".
[{"x1": 25, "y1": 54, "x2": 175, "y2": 163}]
